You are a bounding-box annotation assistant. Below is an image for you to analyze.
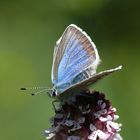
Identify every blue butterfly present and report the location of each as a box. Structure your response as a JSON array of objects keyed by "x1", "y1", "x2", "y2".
[
  {"x1": 21, "y1": 24, "x2": 122, "y2": 98},
  {"x1": 50, "y1": 24, "x2": 122, "y2": 98}
]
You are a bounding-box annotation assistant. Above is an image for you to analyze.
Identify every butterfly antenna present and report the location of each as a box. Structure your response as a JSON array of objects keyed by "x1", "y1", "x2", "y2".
[
  {"x1": 20, "y1": 86, "x2": 51, "y2": 90},
  {"x1": 20, "y1": 87, "x2": 52, "y2": 96}
]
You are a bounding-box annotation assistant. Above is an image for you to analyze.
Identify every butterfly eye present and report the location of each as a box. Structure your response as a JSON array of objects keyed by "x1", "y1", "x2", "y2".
[{"x1": 51, "y1": 88, "x2": 57, "y2": 97}]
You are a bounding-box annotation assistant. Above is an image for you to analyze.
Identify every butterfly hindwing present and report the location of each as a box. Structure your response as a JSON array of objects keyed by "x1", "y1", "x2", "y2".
[{"x1": 61, "y1": 66, "x2": 122, "y2": 96}]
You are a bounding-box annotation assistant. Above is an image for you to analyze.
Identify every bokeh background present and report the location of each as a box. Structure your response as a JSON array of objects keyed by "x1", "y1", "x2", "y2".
[{"x1": 0, "y1": 0, "x2": 139, "y2": 140}]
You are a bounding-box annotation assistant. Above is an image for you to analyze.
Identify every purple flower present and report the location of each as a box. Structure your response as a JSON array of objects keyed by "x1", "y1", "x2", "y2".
[{"x1": 45, "y1": 90, "x2": 122, "y2": 140}]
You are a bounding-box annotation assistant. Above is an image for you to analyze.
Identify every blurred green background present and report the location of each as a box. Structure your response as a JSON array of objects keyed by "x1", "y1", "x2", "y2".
[{"x1": 0, "y1": 0, "x2": 139, "y2": 140}]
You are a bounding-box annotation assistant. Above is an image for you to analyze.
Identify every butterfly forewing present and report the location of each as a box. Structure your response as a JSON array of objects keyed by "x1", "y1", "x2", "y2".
[{"x1": 51, "y1": 24, "x2": 100, "y2": 94}]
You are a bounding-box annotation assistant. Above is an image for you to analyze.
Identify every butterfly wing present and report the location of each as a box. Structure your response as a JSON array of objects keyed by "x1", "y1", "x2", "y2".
[
  {"x1": 60, "y1": 66, "x2": 122, "y2": 97},
  {"x1": 51, "y1": 24, "x2": 100, "y2": 93}
]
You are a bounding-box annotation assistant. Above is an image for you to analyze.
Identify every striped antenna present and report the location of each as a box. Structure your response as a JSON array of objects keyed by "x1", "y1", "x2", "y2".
[
  {"x1": 20, "y1": 86, "x2": 52, "y2": 96},
  {"x1": 20, "y1": 87, "x2": 51, "y2": 90}
]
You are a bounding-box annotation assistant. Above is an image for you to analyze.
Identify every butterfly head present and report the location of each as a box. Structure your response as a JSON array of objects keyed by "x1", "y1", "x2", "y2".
[{"x1": 49, "y1": 87, "x2": 58, "y2": 97}]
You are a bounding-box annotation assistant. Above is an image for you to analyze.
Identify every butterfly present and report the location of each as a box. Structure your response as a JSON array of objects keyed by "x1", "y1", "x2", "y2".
[
  {"x1": 50, "y1": 24, "x2": 122, "y2": 99},
  {"x1": 21, "y1": 24, "x2": 122, "y2": 98}
]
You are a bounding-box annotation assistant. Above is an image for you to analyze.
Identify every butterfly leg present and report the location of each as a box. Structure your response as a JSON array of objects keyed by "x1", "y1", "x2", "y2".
[{"x1": 52, "y1": 100, "x2": 60, "y2": 112}]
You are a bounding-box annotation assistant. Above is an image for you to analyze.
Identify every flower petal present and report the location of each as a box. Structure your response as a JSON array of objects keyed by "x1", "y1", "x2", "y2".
[
  {"x1": 97, "y1": 130, "x2": 106, "y2": 139},
  {"x1": 65, "y1": 120, "x2": 74, "y2": 127},
  {"x1": 88, "y1": 131, "x2": 98, "y2": 140},
  {"x1": 67, "y1": 136, "x2": 80, "y2": 140},
  {"x1": 89, "y1": 124, "x2": 96, "y2": 131},
  {"x1": 113, "y1": 133, "x2": 123, "y2": 140}
]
